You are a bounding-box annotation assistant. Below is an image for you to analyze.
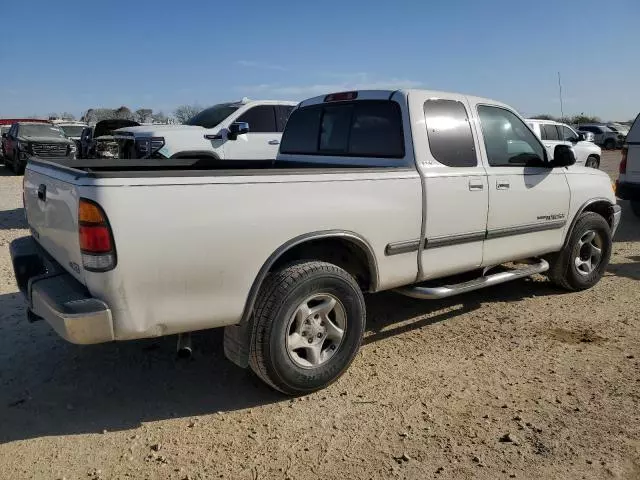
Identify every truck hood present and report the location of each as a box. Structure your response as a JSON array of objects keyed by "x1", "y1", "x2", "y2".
[
  {"x1": 94, "y1": 119, "x2": 140, "y2": 138},
  {"x1": 19, "y1": 136, "x2": 72, "y2": 145},
  {"x1": 116, "y1": 124, "x2": 207, "y2": 136}
]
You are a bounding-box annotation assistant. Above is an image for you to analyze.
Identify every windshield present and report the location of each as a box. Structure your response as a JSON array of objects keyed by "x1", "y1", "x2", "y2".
[
  {"x1": 185, "y1": 104, "x2": 239, "y2": 128},
  {"x1": 59, "y1": 125, "x2": 85, "y2": 137},
  {"x1": 20, "y1": 124, "x2": 66, "y2": 138}
]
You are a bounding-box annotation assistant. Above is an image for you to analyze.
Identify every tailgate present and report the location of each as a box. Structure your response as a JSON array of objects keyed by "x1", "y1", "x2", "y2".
[{"x1": 24, "y1": 163, "x2": 86, "y2": 285}]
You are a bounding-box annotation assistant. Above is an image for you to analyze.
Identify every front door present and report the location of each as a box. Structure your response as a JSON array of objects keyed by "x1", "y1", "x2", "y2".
[
  {"x1": 224, "y1": 105, "x2": 281, "y2": 160},
  {"x1": 475, "y1": 105, "x2": 571, "y2": 266},
  {"x1": 416, "y1": 95, "x2": 489, "y2": 279}
]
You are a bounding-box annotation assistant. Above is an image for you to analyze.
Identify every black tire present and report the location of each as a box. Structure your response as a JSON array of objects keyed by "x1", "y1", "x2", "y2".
[
  {"x1": 631, "y1": 201, "x2": 640, "y2": 218},
  {"x1": 3, "y1": 153, "x2": 14, "y2": 172},
  {"x1": 604, "y1": 139, "x2": 616, "y2": 150},
  {"x1": 13, "y1": 151, "x2": 25, "y2": 175},
  {"x1": 585, "y1": 155, "x2": 599, "y2": 169},
  {"x1": 249, "y1": 260, "x2": 366, "y2": 395},
  {"x1": 546, "y1": 212, "x2": 612, "y2": 291}
]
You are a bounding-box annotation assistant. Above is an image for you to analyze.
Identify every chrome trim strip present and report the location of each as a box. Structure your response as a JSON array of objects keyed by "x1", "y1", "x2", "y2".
[
  {"x1": 424, "y1": 231, "x2": 486, "y2": 249},
  {"x1": 385, "y1": 239, "x2": 420, "y2": 256},
  {"x1": 486, "y1": 220, "x2": 566, "y2": 239}
]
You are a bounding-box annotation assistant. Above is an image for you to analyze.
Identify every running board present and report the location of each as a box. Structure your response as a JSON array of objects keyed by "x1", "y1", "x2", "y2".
[{"x1": 394, "y1": 259, "x2": 549, "y2": 300}]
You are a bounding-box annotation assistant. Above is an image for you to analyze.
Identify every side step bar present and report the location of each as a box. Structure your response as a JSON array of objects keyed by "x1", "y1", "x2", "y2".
[{"x1": 394, "y1": 259, "x2": 549, "y2": 300}]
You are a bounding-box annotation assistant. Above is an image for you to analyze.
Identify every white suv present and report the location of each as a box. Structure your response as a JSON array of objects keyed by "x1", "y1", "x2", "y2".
[
  {"x1": 116, "y1": 99, "x2": 297, "y2": 161},
  {"x1": 527, "y1": 119, "x2": 601, "y2": 168},
  {"x1": 616, "y1": 114, "x2": 640, "y2": 217}
]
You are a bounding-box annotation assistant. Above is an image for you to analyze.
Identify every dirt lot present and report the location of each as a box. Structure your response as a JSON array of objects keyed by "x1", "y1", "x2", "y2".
[{"x1": 0, "y1": 152, "x2": 638, "y2": 480}]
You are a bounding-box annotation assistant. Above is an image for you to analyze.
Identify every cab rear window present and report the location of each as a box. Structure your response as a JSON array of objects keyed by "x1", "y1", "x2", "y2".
[{"x1": 280, "y1": 100, "x2": 404, "y2": 158}]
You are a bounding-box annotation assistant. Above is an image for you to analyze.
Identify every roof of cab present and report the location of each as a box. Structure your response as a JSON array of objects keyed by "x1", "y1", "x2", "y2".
[{"x1": 298, "y1": 89, "x2": 511, "y2": 110}]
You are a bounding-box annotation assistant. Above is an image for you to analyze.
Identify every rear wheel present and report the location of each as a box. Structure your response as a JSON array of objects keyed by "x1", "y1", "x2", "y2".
[
  {"x1": 249, "y1": 261, "x2": 366, "y2": 395},
  {"x1": 546, "y1": 212, "x2": 612, "y2": 291},
  {"x1": 631, "y1": 201, "x2": 640, "y2": 218},
  {"x1": 604, "y1": 139, "x2": 616, "y2": 150},
  {"x1": 585, "y1": 155, "x2": 599, "y2": 169}
]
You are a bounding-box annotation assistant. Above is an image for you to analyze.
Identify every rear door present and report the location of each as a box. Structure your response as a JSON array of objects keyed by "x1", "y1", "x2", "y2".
[
  {"x1": 624, "y1": 114, "x2": 640, "y2": 184},
  {"x1": 416, "y1": 94, "x2": 489, "y2": 278},
  {"x1": 225, "y1": 105, "x2": 281, "y2": 160},
  {"x1": 24, "y1": 164, "x2": 86, "y2": 283},
  {"x1": 475, "y1": 104, "x2": 570, "y2": 265}
]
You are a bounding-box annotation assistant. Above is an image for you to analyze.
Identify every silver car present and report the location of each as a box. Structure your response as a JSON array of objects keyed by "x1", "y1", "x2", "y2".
[{"x1": 576, "y1": 124, "x2": 623, "y2": 149}]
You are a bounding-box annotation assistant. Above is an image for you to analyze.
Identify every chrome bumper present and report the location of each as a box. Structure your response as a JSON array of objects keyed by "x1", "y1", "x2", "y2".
[
  {"x1": 10, "y1": 236, "x2": 114, "y2": 345},
  {"x1": 611, "y1": 204, "x2": 622, "y2": 237}
]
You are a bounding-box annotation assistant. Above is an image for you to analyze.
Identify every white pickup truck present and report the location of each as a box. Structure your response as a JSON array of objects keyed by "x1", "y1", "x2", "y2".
[
  {"x1": 115, "y1": 98, "x2": 297, "y2": 161},
  {"x1": 11, "y1": 89, "x2": 621, "y2": 395}
]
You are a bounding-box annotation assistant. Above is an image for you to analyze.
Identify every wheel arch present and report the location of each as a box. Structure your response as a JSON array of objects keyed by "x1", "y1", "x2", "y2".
[
  {"x1": 224, "y1": 230, "x2": 379, "y2": 369},
  {"x1": 563, "y1": 198, "x2": 616, "y2": 248},
  {"x1": 170, "y1": 151, "x2": 221, "y2": 160}
]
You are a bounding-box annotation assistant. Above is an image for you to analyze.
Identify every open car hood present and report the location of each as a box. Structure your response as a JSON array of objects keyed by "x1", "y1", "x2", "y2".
[{"x1": 94, "y1": 119, "x2": 140, "y2": 138}]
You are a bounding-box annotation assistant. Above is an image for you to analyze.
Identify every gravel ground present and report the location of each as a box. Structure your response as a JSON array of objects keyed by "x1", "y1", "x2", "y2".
[{"x1": 0, "y1": 152, "x2": 638, "y2": 480}]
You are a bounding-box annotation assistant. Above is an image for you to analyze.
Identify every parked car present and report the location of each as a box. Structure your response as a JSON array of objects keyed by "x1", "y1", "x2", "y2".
[
  {"x1": 3, "y1": 122, "x2": 76, "y2": 174},
  {"x1": 115, "y1": 99, "x2": 297, "y2": 161},
  {"x1": 11, "y1": 88, "x2": 620, "y2": 394},
  {"x1": 526, "y1": 119, "x2": 601, "y2": 168},
  {"x1": 53, "y1": 121, "x2": 89, "y2": 152},
  {"x1": 79, "y1": 119, "x2": 139, "y2": 159},
  {"x1": 0, "y1": 126, "x2": 11, "y2": 161},
  {"x1": 616, "y1": 113, "x2": 640, "y2": 217},
  {"x1": 607, "y1": 123, "x2": 630, "y2": 139},
  {"x1": 576, "y1": 124, "x2": 623, "y2": 150}
]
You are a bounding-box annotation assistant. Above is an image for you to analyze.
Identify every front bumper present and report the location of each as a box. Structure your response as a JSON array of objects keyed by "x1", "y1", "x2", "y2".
[
  {"x1": 616, "y1": 181, "x2": 640, "y2": 202},
  {"x1": 10, "y1": 236, "x2": 114, "y2": 344}
]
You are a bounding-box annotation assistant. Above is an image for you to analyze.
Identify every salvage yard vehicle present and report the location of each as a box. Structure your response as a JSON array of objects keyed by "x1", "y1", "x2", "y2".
[
  {"x1": 114, "y1": 98, "x2": 297, "y2": 161},
  {"x1": 576, "y1": 124, "x2": 623, "y2": 150},
  {"x1": 616, "y1": 113, "x2": 640, "y2": 217},
  {"x1": 53, "y1": 120, "x2": 89, "y2": 152},
  {"x1": 79, "y1": 119, "x2": 139, "y2": 159},
  {"x1": 10, "y1": 89, "x2": 621, "y2": 395},
  {"x1": 526, "y1": 119, "x2": 601, "y2": 168},
  {"x1": 3, "y1": 122, "x2": 76, "y2": 174}
]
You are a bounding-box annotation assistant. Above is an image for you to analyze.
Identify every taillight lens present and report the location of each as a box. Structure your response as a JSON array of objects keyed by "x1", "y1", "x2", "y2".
[
  {"x1": 78, "y1": 198, "x2": 116, "y2": 272},
  {"x1": 620, "y1": 146, "x2": 628, "y2": 174}
]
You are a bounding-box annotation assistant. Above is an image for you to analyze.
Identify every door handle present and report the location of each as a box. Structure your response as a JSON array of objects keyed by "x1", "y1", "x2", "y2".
[
  {"x1": 268, "y1": 140, "x2": 280, "y2": 145},
  {"x1": 468, "y1": 180, "x2": 484, "y2": 191},
  {"x1": 496, "y1": 180, "x2": 510, "y2": 190},
  {"x1": 37, "y1": 184, "x2": 46, "y2": 201}
]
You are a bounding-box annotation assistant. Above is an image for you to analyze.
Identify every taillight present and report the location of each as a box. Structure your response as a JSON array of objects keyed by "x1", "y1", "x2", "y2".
[
  {"x1": 620, "y1": 146, "x2": 628, "y2": 174},
  {"x1": 324, "y1": 91, "x2": 358, "y2": 102},
  {"x1": 78, "y1": 199, "x2": 116, "y2": 271}
]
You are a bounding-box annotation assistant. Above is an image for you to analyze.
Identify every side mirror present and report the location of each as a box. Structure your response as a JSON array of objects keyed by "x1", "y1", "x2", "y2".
[
  {"x1": 577, "y1": 132, "x2": 586, "y2": 141},
  {"x1": 551, "y1": 144, "x2": 576, "y2": 168},
  {"x1": 227, "y1": 122, "x2": 250, "y2": 141}
]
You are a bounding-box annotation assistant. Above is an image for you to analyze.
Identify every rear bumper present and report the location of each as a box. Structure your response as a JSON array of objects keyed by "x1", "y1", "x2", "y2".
[
  {"x1": 616, "y1": 181, "x2": 640, "y2": 201},
  {"x1": 10, "y1": 236, "x2": 114, "y2": 344}
]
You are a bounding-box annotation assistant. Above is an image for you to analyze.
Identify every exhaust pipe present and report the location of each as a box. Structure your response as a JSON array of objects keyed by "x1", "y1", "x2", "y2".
[{"x1": 176, "y1": 333, "x2": 192, "y2": 359}]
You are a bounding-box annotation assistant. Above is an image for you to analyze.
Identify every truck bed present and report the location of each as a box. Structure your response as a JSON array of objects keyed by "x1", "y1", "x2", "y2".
[{"x1": 29, "y1": 157, "x2": 404, "y2": 179}]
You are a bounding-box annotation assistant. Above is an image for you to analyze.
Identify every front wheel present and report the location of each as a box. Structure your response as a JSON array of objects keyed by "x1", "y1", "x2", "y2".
[
  {"x1": 249, "y1": 261, "x2": 366, "y2": 395},
  {"x1": 585, "y1": 156, "x2": 599, "y2": 169},
  {"x1": 546, "y1": 212, "x2": 612, "y2": 291},
  {"x1": 631, "y1": 201, "x2": 640, "y2": 218},
  {"x1": 604, "y1": 139, "x2": 616, "y2": 150}
]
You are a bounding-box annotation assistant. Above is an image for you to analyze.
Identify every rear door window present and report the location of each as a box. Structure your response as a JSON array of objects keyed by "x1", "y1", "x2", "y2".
[
  {"x1": 423, "y1": 99, "x2": 477, "y2": 167},
  {"x1": 542, "y1": 124, "x2": 560, "y2": 140},
  {"x1": 280, "y1": 100, "x2": 404, "y2": 158},
  {"x1": 276, "y1": 105, "x2": 295, "y2": 132}
]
